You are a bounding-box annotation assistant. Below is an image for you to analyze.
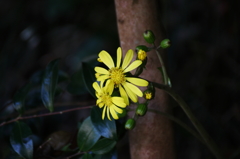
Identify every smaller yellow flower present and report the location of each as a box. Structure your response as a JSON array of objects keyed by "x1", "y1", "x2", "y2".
[
  {"x1": 145, "y1": 92, "x2": 152, "y2": 100},
  {"x1": 93, "y1": 82, "x2": 127, "y2": 120},
  {"x1": 137, "y1": 49, "x2": 147, "y2": 61}
]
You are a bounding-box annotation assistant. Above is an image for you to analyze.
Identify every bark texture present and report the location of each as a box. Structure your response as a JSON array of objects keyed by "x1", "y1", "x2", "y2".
[{"x1": 115, "y1": 0, "x2": 175, "y2": 159}]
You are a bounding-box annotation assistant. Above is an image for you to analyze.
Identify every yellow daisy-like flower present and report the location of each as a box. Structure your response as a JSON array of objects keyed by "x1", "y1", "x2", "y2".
[
  {"x1": 95, "y1": 47, "x2": 149, "y2": 105},
  {"x1": 93, "y1": 82, "x2": 127, "y2": 120}
]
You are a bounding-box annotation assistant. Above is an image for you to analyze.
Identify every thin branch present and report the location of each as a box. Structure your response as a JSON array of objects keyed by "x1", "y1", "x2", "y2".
[
  {"x1": 152, "y1": 82, "x2": 224, "y2": 159},
  {"x1": 0, "y1": 100, "x2": 95, "y2": 121},
  {"x1": 66, "y1": 151, "x2": 84, "y2": 159},
  {"x1": 0, "y1": 105, "x2": 93, "y2": 127}
]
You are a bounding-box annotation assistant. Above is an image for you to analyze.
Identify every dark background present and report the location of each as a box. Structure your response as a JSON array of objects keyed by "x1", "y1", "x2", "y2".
[{"x1": 0, "y1": 0, "x2": 239, "y2": 158}]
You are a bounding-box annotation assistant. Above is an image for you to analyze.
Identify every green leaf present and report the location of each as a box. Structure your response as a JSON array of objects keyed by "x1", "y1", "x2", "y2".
[
  {"x1": 81, "y1": 153, "x2": 93, "y2": 159},
  {"x1": 94, "y1": 149, "x2": 117, "y2": 159},
  {"x1": 91, "y1": 138, "x2": 116, "y2": 155},
  {"x1": 13, "y1": 83, "x2": 31, "y2": 115},
  {"x1": 82, "y1": 62, "x2": 96, "y2": 98},
  {"x1": 91, "y1": 107, "x2": 117, "y2": 140},
  {"x1": 77, "y1": 117, "x2": 101, "y2": 151},
  {"x1": 10, "y1": 122, "x2": 33, "y2": 159},
  {"x1": 67, "y1": 69, "x2": 88, "y2": 95},
  {"x1": 41, "y1": 59, "x2": 60, "y2": 112}
]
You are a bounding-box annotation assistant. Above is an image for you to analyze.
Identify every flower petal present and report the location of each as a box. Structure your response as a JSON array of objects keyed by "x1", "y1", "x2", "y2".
[
  {"x1": 126, "y1": 77, "x2": 149, "y2": 86},
  {"x1": 99, "y1": 50, "x2": 115, "y2": 69},
  {"x1": 122, "y1": 83, "x2": 138, "y2": 103},
  {"x1": 123, "y1": 60, "x2": 142, "y2": 73},
  {"x1": 97, "y1": 75, "x2": 109, "y2": 82},
  {"x1": 107, "y1": 107, "x2": 111, "y2": 120},
  {"x1": 102, "y1": 106, "x2": 106, "y2": 120},
  {"x1": 113, "y1": 106, "x2": 123, "y2": 114},
  {"x1": 105, "y1": 80, "x2": 114, "y2": 95},
  {"x1": 124, "y1": 82, "x2": 143, "y2": 97},
  {"x1": 93, "y1": 82, "x2": 101, "y2": 93},
  {"x1": 122, "y1": 49, "x2": 133, "y2": 70},
  {"x1": 119, "y1": 85, "x2": 129, "y2": 105},
  {"x1": 110, "y1": 106, "x2": 119, "y2": 120},
  {"x1": 95, "y1": 67, "x2": 109, "y2": 74},
  {"x1": 116, "y1": 47, "x2": 122, "y2": 68},
  {"x1": 99, "y1": 102, "x2": 104, "y2": 108},
  {"x1": 112, "y1": 97, "x2": 127, "y2": 108}
]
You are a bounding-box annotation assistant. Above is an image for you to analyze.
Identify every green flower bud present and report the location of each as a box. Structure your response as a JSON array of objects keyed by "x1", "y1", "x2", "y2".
[
  {"x1": 136, "y1": 103, "x2": 148, "y2": 116},
  {"x1": 135, "y1": 45, "x2": 150, "y2": 52},
  {"x1": 143, "y1": 30, "x2": 155, "y2": 44},
  {"x1": 160, "y1": 39, "x2": 171, "y2": 49},
  {"x1": 125, "y1": 118, "x2": 136, "y2": 130},
  {"x1": 117, "y1": 108, "x2": 127, "y2": 118}
]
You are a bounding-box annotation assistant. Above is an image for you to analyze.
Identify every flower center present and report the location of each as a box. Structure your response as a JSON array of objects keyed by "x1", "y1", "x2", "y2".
[
  {"x1": 109, "y1": 67, "x2": 125, "y2": 85},
  {"x1": 101, "y1": 94, "x2": 112, "y2": 106}
]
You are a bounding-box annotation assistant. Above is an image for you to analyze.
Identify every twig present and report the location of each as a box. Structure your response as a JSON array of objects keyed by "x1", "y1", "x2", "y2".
[
  {"x1": 153, "y1": 82, "x2": 224, "y2": 159},
  {"x1": 66, "y1": 151, "x2": 84, "y2": 159},
  {"x1": 0, "y1": 105, "x2": 93, "y2": 127}
]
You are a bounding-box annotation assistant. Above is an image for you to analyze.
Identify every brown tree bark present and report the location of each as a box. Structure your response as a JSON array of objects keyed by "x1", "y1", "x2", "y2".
[{"x1": 115, "y1": 0, "x2": 175, "y2": 159}]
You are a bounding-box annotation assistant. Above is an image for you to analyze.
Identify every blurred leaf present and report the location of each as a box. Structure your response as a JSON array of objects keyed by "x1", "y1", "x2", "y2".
[
  {"x1": 81, "y1": 153, "x2": 93, "y2": 159},
  {"x1": 91, "y1": 138, "x2": 116, "y2": 155},
  {"x1": 48, "y1": 131, "x2": 71, "y2": 151},
  {"x1": 91, "y1": 107, "x2": 117, "y2": 140},
  {"x1": 77, "y1": 117, "x2": 101, "y2": 151},
  {"x1": 82, "y1": 62, "x2": 96, "y2": 98},
  {"x1": 94, "y1": 149, "x2": 117, "y2": 159},
  {"x1": 41, "y1": 59, "x2": 60, "y2": 112},
  {"x1": 10, "y1": 122, "x2": 33, "y2": 159},
  {"x1": 13, "y1": 83, "x2": 31, "y2": 115},
  {"x1": 67, "y1": 69, "x2": 87, "y2": 95}
]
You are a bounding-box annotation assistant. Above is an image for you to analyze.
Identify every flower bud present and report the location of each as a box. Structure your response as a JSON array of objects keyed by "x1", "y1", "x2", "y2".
[
  {"x1": 125, "y1": 118, "x2": 136, "y2": 130},
  {"x1": 136, "y1": 103, "x2": 148, "y2": 116},
  {"x1": 135, "y1": 45, "x2": 150, "y2": 52},
  {"x1": 137, "y1": 49, "x2": 147, "y2": 61},
  {"x1": 160, "y1": 39, "x2": 171, "y2": 49},
  {"x1": 117, "y1": 108, "x2": 127, "y2": 118},
  {"x1": 143, "y1": 30, "x2": 155, "y2": 44},
  {"x1": 144, "y1": 91, "x2": 153, "y2": 100}
]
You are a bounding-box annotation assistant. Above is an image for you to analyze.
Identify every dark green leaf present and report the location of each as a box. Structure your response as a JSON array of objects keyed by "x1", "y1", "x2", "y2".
[
  {"x1": 41, "y1": 59, "x2": 60, "y2": 112},
  {"x1": 77, "y1": 117, "x2": 101, "y2": 151},
  {"x1": 67, "y1": 69, "x2": 88, "y2": 95},
  {"x1": 81, "y1": 153, "x2": 93, "y2": 159},
  {"x1": 91, "y1": 107, "x2": 117, "y2": 140},
  {"x1": 10, "y1": 122, "x2": 33, "y2": 159},
  {"x1": 94, "y1": 149, "x2": 117, "y2": 159},
  {"x1": 91, "y1": 138, "x2": 116, "y2": 155},
  {"x1": 13, "y1": 83, "x2": 31, "y2": 115},
  {"x1": 82, "y1": 62, "x2": 96, "y2": 98}
]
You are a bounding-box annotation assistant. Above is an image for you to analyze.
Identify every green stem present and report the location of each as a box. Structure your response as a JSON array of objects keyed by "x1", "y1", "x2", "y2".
[
  {"x1": 154, "y1": 46, "x2": 168, "y2": 85},
  {"x1": 152, "y1": 82, "x2": 224, "y2": 159},
  {"x1": 147, "y1": 109, "x2": 204, "y2": 144},
  {"x1": 128, "y1": 108, "x2": 204, "y2": 143}
]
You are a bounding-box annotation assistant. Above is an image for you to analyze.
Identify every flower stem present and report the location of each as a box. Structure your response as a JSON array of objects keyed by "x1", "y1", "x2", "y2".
[
  {"x1": 152, "y1": 82, "x2": 224, "y2": 159},
  {"x1": 154, "y1": 44, "x2": 168, "y2": 85}
]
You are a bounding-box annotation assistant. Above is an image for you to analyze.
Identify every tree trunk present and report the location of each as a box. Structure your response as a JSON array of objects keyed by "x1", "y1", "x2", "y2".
[{"x1": 115, "y1": 0, "x2": 175, "y2": 159}]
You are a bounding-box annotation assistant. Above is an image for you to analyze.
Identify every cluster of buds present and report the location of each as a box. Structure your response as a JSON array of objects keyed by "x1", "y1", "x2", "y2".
[{"x1": 124, "y1": 30, "x2": 170, "y2": 130}]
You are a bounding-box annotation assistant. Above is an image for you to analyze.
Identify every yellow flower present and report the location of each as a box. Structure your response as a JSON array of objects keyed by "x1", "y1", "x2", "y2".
[
  {"x1": 93, "y1": 82, "x2": 127, "y2": 120},
  {"x1": 137, "y1": 49, "x2": 147, "y2": 61},
  {"x1": 95, "y1": 47, "x2": 148, "y2": 105}
]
